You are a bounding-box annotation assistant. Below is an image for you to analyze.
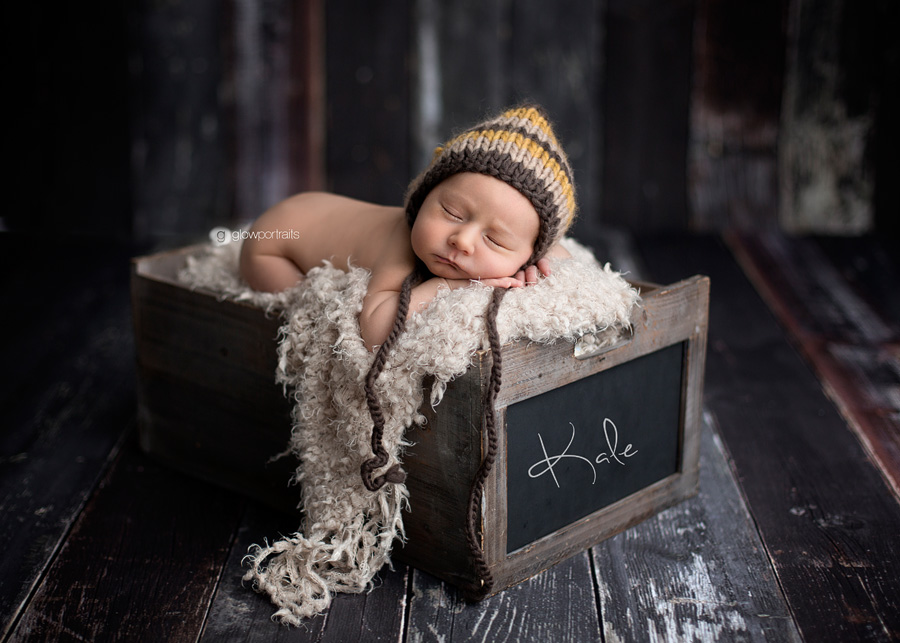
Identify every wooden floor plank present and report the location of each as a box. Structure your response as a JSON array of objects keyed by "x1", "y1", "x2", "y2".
[
  {"x1": 406, "y1": 552, "x2": 600, "y2": 643},
  {"x1": 197, "y1": 505, "x2": 321, "y2": 643},
  {"x1": 814, "y1": 235, "x2": 900, "y2": 334},
  {"x1": 199, "y1": 503, "x2": 409, "y2": 642},
  {"x1": 593, "y1": 412, "x2": 800, "y2": 642},
  {"x1": 7, "y1": 434, "x2": 246, "y2": 642},
  {"x1": 591, "y1": 248, "x2": 797, "y2": 642},
  {"x1": 637, "y1": 233, "x2": 900, "y2": 642},
  {"x1": 727, "y1": 232, "x2": 900, "y2": 499},
  {"x1": 0, "y1": 237, "x2": 139, "y2": 639}
]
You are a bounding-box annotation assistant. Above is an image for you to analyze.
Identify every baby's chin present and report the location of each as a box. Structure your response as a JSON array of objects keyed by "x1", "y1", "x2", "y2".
[{"x1": 425, "y1": 261, "x2": 472, "y2": 280}]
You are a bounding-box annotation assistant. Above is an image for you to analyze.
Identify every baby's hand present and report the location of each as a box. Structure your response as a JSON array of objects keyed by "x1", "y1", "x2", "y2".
[
  {"x1": 514, "y1": 257, "x2": 552, "y2": 287},
  {"x1": 480, "y1": 258, "x2": 552, "y2": 289}
]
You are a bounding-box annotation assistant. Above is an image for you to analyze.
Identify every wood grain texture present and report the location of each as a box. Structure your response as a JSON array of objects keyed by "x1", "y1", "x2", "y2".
[
  {"x1": 507, "y1": 0, "x2": 603, "y2": 245},
  {"x1": 7, "y1": 435, "x2": 246, "y2": 642},
  {"x1": 727, "y1": 232, "x2": 900, "y2": 499},
  {"x1": 602, "y1": 0, "x2": 695, "y2": 230},
  {"x1": 688, "y1": 0, "x2": 787, "y2": 230},
  {"x1": 407, "y1": 553, "x2": 600, "y2": 643},
  {"x1": 0, "y1": 239, "x2": 137, "y2": 640},
  {"x1": 199, "y1": 503, "x2": 409, "y2": 642},
  {"x1": 396, "y1": 361, "x2": 488, "y2": 590},
  {"x1": 813, "y1": 237, "x2": 900, "y2": 335},
  {"x1": 594, "y1": 413, "x2": 801, "y2": 642},
  {"x1": 132, "y1": 250, "x2": 297, "y2": 511},
  {"x1": 779, "y1": 0, "x2": 877, "y2": 233},
  {"x1": 230, "y1": 0, "x2": 326, "y2": 222},
  {"x1": 638, "y1": 234, "x2": 900, "y2": 642}
]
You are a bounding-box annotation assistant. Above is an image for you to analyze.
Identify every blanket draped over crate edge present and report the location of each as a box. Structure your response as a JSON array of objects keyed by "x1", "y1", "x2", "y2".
[{"x1": 177, "y1": 238, "x2": 640, "y2": 625}]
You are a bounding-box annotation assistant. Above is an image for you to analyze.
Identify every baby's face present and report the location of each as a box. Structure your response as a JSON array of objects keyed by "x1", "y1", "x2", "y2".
[{"x1": 410, "y1": 172, "x2": 539, "y2": 281}]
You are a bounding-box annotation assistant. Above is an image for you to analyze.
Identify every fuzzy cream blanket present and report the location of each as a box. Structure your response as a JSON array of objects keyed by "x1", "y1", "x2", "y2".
[{"x1": 178, "y1": 237, "x2": 639, "y2": 625}]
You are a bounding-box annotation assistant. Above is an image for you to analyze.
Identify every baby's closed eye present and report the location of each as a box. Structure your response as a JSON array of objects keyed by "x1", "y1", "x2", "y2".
[
  {"x1": 485, "y1": 235, "x2": 506, "y2": 249},
  {"x1": 442, "y1": 205, "x2": 463, "y2": 221}
]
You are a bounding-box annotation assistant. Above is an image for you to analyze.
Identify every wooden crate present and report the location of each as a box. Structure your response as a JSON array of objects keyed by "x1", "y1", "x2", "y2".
[
  {"x1": 131, "y1": 246, "x2": 297, "y2": 512},
  {"x1": 132, "y1": 246, "x2": 709, "y2": 596}
]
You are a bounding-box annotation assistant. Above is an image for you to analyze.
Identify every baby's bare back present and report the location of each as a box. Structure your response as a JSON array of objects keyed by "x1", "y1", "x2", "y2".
[{"x1": 240, "y1": 192, "x2": 411, "y2": 292}]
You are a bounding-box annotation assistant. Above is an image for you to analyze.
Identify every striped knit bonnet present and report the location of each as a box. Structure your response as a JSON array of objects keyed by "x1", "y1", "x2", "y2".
[{"x1": 405, "y1": 105, "x2": 577, "y2": 264}]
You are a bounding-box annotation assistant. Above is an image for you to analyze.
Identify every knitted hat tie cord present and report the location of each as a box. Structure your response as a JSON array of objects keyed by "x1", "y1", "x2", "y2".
[{"x1": 362, "y1": 104, "x2": 578, "y2": 595}]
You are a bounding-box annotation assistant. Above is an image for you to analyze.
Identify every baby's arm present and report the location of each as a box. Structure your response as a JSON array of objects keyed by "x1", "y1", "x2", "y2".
[
  {"x1": 239, "y1": 199, "x2": 304, "y2": 292},
  {"x1": 358, "y1": 217, "x2": 422, "y2": 349},
  {"x1": 241, "y1": 252, "x2": 303, "y2": 292}
]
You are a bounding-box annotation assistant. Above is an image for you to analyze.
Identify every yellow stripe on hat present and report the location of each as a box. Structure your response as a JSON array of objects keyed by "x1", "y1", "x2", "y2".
[{"x1": 501, "y1": 106, "x2": 560, "y2": 148}]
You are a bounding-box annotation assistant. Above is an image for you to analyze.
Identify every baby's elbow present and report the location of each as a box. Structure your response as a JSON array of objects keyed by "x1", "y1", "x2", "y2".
[
  {"x1": 240, "y1": 246, "x2": 303, "y2": 293},
  {"x1": 357, "y1": 307, "x2": 382, "y2": 351},
  {"x1": 359, "y1": 317, "x2": 388, "y2": 352},
  {"x1": 359, "y1": 298, "x2": 402, "y2": 351}
]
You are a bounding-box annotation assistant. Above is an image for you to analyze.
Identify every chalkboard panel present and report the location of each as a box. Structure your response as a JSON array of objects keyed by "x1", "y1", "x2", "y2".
[{"x1": 506, "y1": 342, "x2": 685, "y2": 553}]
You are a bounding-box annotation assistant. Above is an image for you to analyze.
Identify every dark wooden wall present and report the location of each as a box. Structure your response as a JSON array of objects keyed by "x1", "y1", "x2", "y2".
[{"x1": 7, "y1": 0, "x2": 898, "y2": 245}]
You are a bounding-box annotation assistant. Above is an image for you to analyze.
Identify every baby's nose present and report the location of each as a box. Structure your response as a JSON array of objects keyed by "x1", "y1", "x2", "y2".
[{"x1": 450, "y1": 227, "x2": 476, "y2": 253}]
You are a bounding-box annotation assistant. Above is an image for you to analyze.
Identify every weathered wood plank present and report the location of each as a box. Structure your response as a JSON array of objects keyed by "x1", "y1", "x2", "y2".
[
  {"x1": 812, "y1": 236, "x2": 900, "y2": 338},
  {"x1": 325, "y1": 0, "x2": 412, "y2": 204},
  {"x1": 602, "y1": 0, "x2": 695, "y2": 230},
  {"x1": 229, "y1": 0, "x2": 326, "y2": 223},
  {"x1": 407, "y1": 552, "x2": 600, "y2": 642},
  {"x1": 199, "y1": 502, "x2": 409, "y2": 641},
  {"x1": 290, "y1": 0, "x2": 327, "y2": 194},
  {"x1": 132, "y1": 250, "x2": 298, "y2": 512},
  {"x1": 0, "y1": 239, "x2": 138, "y2": 640},
  {"x1": 7, "y1": 435, "x2": 246, "y2": 642},
  {"x1": 638, "y1": 233, "x2": 900, "y2": 641},
  {"x1": 410, "y1": 0, "x2": 503, "y2": 171},
  {"x1": 779, "y1": 0, "x2": 882, "y2": 233},
  {"x1": 593, "y1": 413, "x2": 800, "y2": 642},
  {"x1": 397, "y1": 364, "x2": 486, "y2": 590},
  {"x1": 688, "y1": 0, "x2": 787, "y2": 230},
  {"x1": 198, "y1": 505, "x2": 327, "y2": 643},
  {"x1": 727, "y1": 232, "x2": 900, "y2": 499},
  {"x1": 507, "y1": 0, "x2": 603, "y2": 244}
]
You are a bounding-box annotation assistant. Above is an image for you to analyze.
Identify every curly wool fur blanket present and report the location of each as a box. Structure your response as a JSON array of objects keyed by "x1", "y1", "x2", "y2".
[{"x1": 178, "y1": 237, "x2": 639, "y2": 625}]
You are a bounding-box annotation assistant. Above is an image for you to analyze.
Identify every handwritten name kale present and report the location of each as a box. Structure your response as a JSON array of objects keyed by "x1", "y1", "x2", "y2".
[{"x1": 527, "y1": 420, "x2": 638, "y2": 488}]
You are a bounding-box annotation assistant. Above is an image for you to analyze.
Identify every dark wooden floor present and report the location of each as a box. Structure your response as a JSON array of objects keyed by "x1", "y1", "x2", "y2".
[{"x1": 2, "y1": 232, "x2": 899, "y2": 642}]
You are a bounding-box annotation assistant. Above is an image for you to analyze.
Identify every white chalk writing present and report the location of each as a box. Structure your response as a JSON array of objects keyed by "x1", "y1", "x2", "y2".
[{"x1": 527, "y1": 419, "x2": 638, "y2": 489}]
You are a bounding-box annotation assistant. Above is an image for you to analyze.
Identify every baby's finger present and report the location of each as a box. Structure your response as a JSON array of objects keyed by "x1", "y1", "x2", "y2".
[
  {"x1": 523, "y1": 265, "x2": 540, "y2": 285},
  {"x1": 536, "y1": 257, "x2": 552, "y2": 277},
  {"x1": 482, "y1": 276, "x2": 523, "y2": 289}
]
